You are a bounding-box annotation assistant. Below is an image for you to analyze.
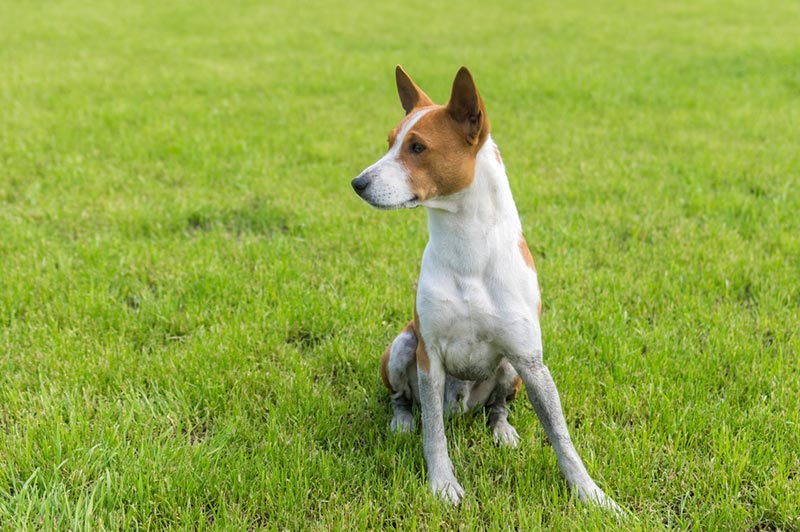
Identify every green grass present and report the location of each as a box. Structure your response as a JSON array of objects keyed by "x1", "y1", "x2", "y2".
[{"x1": 1, "y1": 0, "x2": 799, "y2": 529}]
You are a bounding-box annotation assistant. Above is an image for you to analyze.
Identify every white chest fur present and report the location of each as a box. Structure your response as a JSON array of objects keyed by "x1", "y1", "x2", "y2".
[{"x1": 416, "y1": 137, "x2": 541, "y2": 380}]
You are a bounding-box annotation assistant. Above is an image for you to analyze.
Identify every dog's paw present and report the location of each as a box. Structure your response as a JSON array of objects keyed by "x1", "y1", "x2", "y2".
[
  {"x1": 576, "y1": 482, "x2": 624, "y2": 515},
  {"x1": 492, "y1": 421, "x2": 520, "y2": 448},
  {"x1": 430, "y1": 473, "x2": 464, "y2": 506},
  {"x1": 390, "y1": 413, "x2": 416, "y2": 434}
]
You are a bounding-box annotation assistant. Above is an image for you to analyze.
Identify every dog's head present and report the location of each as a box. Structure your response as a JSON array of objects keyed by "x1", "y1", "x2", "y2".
[{"x1": 351, "y1": 66, "x2": 490, "y2": 210}]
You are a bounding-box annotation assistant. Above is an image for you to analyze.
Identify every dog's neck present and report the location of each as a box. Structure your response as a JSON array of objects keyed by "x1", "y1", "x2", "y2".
[{"x1": 423, "y1": 135, "x2": 523, "y2": 272}]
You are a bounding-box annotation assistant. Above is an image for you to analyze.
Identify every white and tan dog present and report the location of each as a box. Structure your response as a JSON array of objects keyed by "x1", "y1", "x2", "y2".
[{"x1": 352, "y1": 66, "x2": 619, "y2": 511}]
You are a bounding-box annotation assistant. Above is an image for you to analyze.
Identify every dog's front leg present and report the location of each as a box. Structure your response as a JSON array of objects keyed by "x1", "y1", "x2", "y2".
[
  {"x1": 417, "y1": 344, "x2": 464, "y2": 505},
  {"x1": 508, "y1": 326, "x2": 621, "y2": 512}
]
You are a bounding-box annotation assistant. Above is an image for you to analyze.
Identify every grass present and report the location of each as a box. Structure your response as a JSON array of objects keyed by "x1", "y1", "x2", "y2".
[{"x1": 1, "y1": 0, "x2": 799, "y2": 529}]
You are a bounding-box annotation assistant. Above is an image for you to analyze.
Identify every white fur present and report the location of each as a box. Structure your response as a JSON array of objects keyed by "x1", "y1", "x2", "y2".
[
  {"x1": 413, "y1": 138, "x2": 537, "y2": 504},
  {"x1": 417, "y1": 136, "x2": 539, "y2": 378},
  {"x1": 355, "y1": 109, "x2": 431, "y2": 209}
]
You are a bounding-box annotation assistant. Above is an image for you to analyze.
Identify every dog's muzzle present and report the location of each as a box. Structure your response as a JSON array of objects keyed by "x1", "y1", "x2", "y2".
[{"x1": 350, "y1": 167, "x2": 418, "y2": 210}]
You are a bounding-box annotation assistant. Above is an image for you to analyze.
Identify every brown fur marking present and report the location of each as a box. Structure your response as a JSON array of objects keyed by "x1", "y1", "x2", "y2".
[
  {"x1": 508, "y1": 375, "x2": 523, "y2": 402},
  {"x1": 519, "y1": 234, "x2": 536, "y2": 272},
  {"x1": 390, "y1": 67, "x2": 490, "y2": 204},
  {"x1": 413, "y1": 307, "x2": 430, "y2": 372},
  {"x1": 493, "y1": 145, "x2": 503, "y2": 165},
  {"x1": 519, "y1": 234, "x2": 543, "y2": 317},
  {"x1": 397, "y1": 107, "x2": 479, "y2": 201},
  {"x1": 396, "y1": 65, "x2": 434, "y2": 115},
  {"x1": 388, "y1": 107, "x2": 435, "y2": 149}
]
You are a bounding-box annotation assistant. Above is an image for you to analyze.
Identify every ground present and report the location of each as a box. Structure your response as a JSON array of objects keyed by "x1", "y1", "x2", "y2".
[{"x1": 1, "y1": 0, "x2": 799, "y2": 530}]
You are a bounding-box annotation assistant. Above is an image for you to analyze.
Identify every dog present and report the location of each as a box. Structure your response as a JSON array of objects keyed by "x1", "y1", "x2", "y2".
[{"x1": 351, "y1": 66, "x2": 620, "y2": 511}]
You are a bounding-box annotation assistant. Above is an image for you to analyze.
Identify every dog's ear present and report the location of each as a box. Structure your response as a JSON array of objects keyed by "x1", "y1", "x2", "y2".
[
  {"x1": 396, "y1": 65, "x2": 433, "y2": 115},
  {"x1": 446, "y1": 67, "x2": 489, "y2": 146}
]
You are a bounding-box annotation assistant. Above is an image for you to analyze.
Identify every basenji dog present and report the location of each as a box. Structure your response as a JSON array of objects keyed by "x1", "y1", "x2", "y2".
[{"x1": 351, "y1": 66, "x2": 620, "y2": 511}]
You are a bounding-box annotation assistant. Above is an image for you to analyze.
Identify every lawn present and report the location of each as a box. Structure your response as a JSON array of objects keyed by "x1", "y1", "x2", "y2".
[{"x1": 1, "y1": 0, "x2": 799, "y2": 529}]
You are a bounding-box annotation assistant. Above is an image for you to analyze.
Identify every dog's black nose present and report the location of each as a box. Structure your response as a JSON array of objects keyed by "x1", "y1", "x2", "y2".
[{"x1": 351, "y1": 175, "x2": 370, "y2": 194}]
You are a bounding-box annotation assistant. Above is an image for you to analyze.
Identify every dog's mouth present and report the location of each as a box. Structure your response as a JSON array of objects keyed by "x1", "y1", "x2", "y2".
[
  {"x1": 370, "y1": 195, "x2": 419, "y2": 210},
  {"x1": 351, "y1": 171, "x2": 420, "y2": 210}
]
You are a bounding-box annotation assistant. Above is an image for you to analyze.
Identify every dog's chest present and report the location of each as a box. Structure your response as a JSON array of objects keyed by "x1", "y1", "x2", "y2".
[
  {"x1": 440, "y1": 279, "x2": 501, "y2": 379},
  {"x1": 418, "y1": 264, "x2": 536, "y2": 381}
]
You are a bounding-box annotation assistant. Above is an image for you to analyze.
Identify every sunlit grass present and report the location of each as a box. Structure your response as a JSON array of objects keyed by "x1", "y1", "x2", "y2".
[{"x1": 1, "y1": 0, "x2": 799, "y2": 529}]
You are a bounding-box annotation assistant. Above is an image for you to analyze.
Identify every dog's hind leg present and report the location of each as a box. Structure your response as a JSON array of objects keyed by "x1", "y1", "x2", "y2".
[
  {"x1": 484, "y1": 360, "x2": 523, "y2": 447},
  {"x1": 381, "y1": 321, "x2": 419, "y2": 433},
  {"x1": 463, "y1": 360, "x2": 522, "y2": 447},
  {"x1": 487, "y1": 397, "x2": 520, "y2": 448}
]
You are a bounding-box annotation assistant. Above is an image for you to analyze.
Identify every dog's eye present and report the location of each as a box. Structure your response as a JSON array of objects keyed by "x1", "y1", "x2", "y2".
[{"x1": 410, "y1": 142, "x2": 426, "y2": 154}]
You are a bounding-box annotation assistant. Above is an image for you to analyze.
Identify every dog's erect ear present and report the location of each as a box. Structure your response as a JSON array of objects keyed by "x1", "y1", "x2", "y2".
[
  {"x1": 446, "y1": 67, "x2": 489, "y2": 146},
  {"x1": 396, "y1": 65, "x2": 434, "y2": 115}
]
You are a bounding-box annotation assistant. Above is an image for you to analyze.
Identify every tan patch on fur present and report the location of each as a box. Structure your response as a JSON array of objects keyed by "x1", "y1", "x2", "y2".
[
  {"x1": 397, "y1": 106, "x2": 482, "y2": 202},
  {"x1": 416, "y1": 336, "x2": 430, "y2": 372},
  {"x1": 388, "y1": 107, "x2": 434, "y2": 149},
  {"x1": 519, "y1": 235, "x2": 536, "y2": 272},
  {"x1": 507, "y1": 375, "x2": 523, "y2": 402},
  {"x1": 396, "y1": 65, "x2": 434, "y2": 115},
  {"x1": 388, "y1": 67, "x2": 490, "y2": 203},
  {"x1": 519, "y1": 234, "x2": 543, "y2": 317},
  {"x1": 493, "y1": 145, "x2": 503, "y2": 165},
  {"x1": 413, "y1": 306, "x2": 430, "y2": 372}
]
